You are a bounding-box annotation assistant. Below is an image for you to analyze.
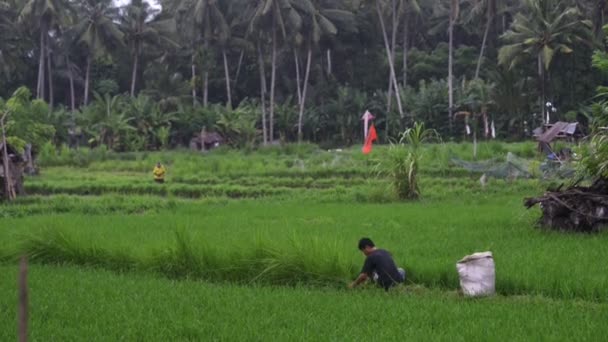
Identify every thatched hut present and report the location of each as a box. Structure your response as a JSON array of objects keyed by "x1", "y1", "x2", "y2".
[
  {"x1": 0, "y1": 143, "x2": 25, "y2": 200},
  {"x1": 189, "y1": 127, "x2": 224, "y2": 152}
]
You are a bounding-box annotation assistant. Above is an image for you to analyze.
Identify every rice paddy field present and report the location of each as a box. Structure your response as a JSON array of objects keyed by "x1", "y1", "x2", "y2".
[{"x1": 2, "y1": 142, "x2": 608, "y2": 341}]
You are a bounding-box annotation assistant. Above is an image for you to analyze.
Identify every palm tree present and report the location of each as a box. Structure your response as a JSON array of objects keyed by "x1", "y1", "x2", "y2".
[
  {"x1": 463, "y1": 0, "x2": 519, "y2": 80},
  {"x1": 375, "y1": 0, "x2": 404, "y2": 119},
  {"x1": 193, "y1": 0, "x2": 229, "y2": 107},
  {"x1": 400, "y1": 0, "x2": 421, "y2": 89},
  {"x1": 171, "y1": 0, "x2": 234, "y2": 108},
  {"x1": 0, "y1": 1, "x2": 22, "y2": 81},
  {"x1": 18, "y1": 0, "x2": 70, "y2": 100},
  {"x1": 120, "y1": 0, "x2": 178, "y2": 97},
  {"x1": 247, "y1": 0, "x2": 304, "y2": 143},
  {"x1": 292, "y1": 0, "x2": 355, "y2": 142},
  {"x1": 73, "y1": 0, "x2": 124, "y2": 105},
  {"x1": 498, "y1": 0, "x2": 593, "y2": 121}
]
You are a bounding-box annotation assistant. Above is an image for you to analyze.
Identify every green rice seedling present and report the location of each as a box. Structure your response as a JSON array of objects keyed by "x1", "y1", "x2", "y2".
[{"x1": 19, "y1": 230, "x2": 136, "y2": 271}]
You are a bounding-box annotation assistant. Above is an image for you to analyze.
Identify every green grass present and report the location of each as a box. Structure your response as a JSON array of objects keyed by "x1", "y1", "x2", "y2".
[
  {"x1": 2, "y1": 195, "x2": 608, "y2": 300},
  {"x1": 0, "y1": 143, "x2": 597, "y2": 340},
  {"x1": 1, "y1": 264, "x2": 607, "y2": 341}
]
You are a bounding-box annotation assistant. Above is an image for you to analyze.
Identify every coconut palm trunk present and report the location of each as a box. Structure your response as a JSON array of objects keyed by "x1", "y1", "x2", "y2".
[
  {"x1": 402, "y1": 20, "x2": 409, "y2": 88},
  {"x1": 37, "y1": 24, "x2": 46, "y2": 100},
  {"x1": 475, "y1": 8, "x2": 493, "y2": 80},
  {"x1": 234, "y1": 49, "x2": 245, "y2": 85},
  {"x1": 191, "y1": 55, "x2": 197, "y2": 106},
  {"x1": 538, "y1": 54, "x2": 547, "y2": 124},
  {"x1": 448, "y1": 7, "x2": 456, "y2": 133},
  {"x1": 46, "y1": 39, "x2": 54, "y2": 109},
  {"x1": 375, "y1": 0, "x2": 404, "y2": 119},
  {"x1": 84, "y1": 56, "x2": 92, "y2": 106},
  {"x1": 202, "y1": 35, "x2": 209, "y2": 107},
  {"x1": 294, "y1": 48, "x2": 302, "y2": 106},
  {"x1": 257, "y1": 41, "x2": 268, "y2": 145},
  {"x1": 83, "y1": 36, "x2": 96, "y2": 106},
  {"x1": 385, "y1": 0, "x2": 400, "y2": 138},
  {"x1": 222, "y1": 48, "x2": 232, "y2": 108},
  {"x1": 326, "y1": 49, "x2": 332, "y2": 76},
  {"x1": 298, "y1": 42, "x2": 312, "y2": 142},
  {"x1": 202, "y1": 69, "x2": 209, "y2": 107},
  {"x1": 67, "y1": 57, "x2": 75, "y2": 112},
  {"x1": 269, "y1": 16, "x2": 278, "y2": 142},
  {"x1": 130, "y1": 42, "x2": 140, "y2": 97}
]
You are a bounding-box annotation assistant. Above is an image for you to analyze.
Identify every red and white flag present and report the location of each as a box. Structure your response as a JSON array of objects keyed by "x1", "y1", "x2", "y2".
[{"x1": 362, "y1": 124, "x2": 378, "y2": 155}]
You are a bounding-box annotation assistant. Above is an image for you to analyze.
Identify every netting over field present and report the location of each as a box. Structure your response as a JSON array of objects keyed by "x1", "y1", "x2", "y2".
[{"x1": 450, "y1": 152, "x2": 575, "y2": 180}]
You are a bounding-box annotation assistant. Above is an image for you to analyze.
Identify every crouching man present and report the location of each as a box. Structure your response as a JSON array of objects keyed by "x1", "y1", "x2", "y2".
[{"x1": 348, "y1": 238, "x2": 406, "y2": 291}]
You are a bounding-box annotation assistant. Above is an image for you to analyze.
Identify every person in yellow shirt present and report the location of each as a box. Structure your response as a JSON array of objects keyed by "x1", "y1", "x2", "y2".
[{"x1": 153, "y1": 162, "x2": 166, "y2": 183}]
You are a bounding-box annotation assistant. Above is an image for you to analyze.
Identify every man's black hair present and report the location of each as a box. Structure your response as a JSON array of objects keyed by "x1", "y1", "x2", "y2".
[{"x1": 358, "y1": 238, "x2": 375, "y2": 250}]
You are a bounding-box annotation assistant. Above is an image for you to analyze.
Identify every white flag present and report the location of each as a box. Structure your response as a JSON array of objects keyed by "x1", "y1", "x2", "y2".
[
  {"x1": 491, "y1": 120, "x2": 496, "y2": 139},
  {"x1": 466, "y1": 124, "x2": 471, "y2": 135}
]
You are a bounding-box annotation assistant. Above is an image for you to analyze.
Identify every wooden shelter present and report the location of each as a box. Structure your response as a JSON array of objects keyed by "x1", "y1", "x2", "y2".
[
  {"x1": 189, "y1": 127, "x2": 224, "y2": 152},
  {"x1": 534, "y1": 122, "x2": 584, "y2": 159}
]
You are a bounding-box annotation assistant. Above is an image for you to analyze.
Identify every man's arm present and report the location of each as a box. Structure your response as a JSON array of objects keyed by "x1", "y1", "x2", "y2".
[{"x1": 348, "y1": 273, "x2": 369, "y2": 289}]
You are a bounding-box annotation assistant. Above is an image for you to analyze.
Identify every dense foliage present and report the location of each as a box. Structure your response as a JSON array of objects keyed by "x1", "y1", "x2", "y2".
[
  {"x1": 0, "y1": 0, "x2": 606, "y2": 149},
  {"x1": 579, "y1": 25, "x2": 608, "y2": 179}
]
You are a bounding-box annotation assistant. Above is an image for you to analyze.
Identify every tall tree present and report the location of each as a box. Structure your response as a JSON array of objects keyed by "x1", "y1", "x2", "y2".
[
  {"x1": 292, "y1": 0, "x2": 355, "y2": 142},
  {"x1": 375, "y1": 0, "x2": 404, "y2": 119},
  {"x1": 247, "y1": 0, "x2": 304, "y2": 143},
  {"x1": 448, "y1": 0, "x2": 459, "y2": 132},
  {"x1": 0, "y1": 1, "x2": 23, "y2": 81},
  {"x1": 120, "y1": 0, "x2": 178, "y2": 97},
  {"x1": 18, "y1": 0, "x2": 69, "y2": 100},
  {"x1": 499, "y1": 0, "x2": 593, "y2": 122},
  {"x1": 400, "y1": 0, "x2": 421, "y2": 89},
  {"x1": 73, "y1": 0, "x2": 124, "y2": 105}
]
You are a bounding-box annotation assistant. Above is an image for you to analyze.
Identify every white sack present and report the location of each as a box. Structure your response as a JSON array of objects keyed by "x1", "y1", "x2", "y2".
[{"x1": 456, "y1": 251, "x2": 495, "y2": 297}]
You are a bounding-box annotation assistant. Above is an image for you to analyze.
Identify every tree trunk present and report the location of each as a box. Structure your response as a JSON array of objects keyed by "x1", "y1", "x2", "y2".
[
  {"x1": 385, "y1": 0, "x2": 400, "y2": 139},
  {"x1": 376, "y1": 0, "x2": 404, "y2": 119},
  {"x1": 234, "y1": 49, "x2": 245, "y2": 85},
  {"x1": 258, "y1": 41, "x2": 268, "y2": 145},
  {"x1": 298, "y1": 42, "x2": 312, "y2": 142},
  {"x1": 294, "y1": 48, "x2": 302, "y2": 106},
  {"x1": 202, "y1": 35, "x2": 209, "y2": 108},
  {"x1": 538, "y1": 54, "x2": 546, "y2": 125},
  {"x1": 222, "y1": 48, "x2": 233, "y2": 109},
  {"x1": 448, "y1": 18, "x2": 455, "y2": 133},
  {"x1": 1, "y1": 113, "x2": 15, "y2": 201},
  {"x1": 67, "y1": 56, "x2": 77, "y2": 149},
  {"x1": 475, "y1": 13, "x2": 492, "y2": 80},
  {"x1": 83, "y1": 36, "x2": 96, "y2": 106},
  {"x1": 46, "y1": 37, "x2": 54, "y2": 109},
  {"x1": 67, "y1": 58, "x2": 75, "y2": 112},
  {"x1": 402, "y1": 19, "x2": 409, "y2": 88},
  {"x1": 269, "y1": 16, "x2": 278, "y2": 142},
  {"x1": 130, "y1": 43, "x2": 140, "y2": 97},
  {"x1": 326, "y1": 49, "x2": 332, "y2": 76},
  {"x1": 37, "y1": 22, "x2": 46, "y2": 100},
  {"x1": 84, "y1": 55, "x2": 92, "y2": 106},
  {"x1": 191, "y1": 56, "x2": 197, "y2": 106},
  {"x1": 203, "y1": 70, "x2": 209, "y2": 107}
]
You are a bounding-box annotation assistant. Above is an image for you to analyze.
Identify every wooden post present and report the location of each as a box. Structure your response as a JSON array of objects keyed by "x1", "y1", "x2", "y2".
[{"x1": 18, "y1": 256, "x2": 28, "y2": 342}]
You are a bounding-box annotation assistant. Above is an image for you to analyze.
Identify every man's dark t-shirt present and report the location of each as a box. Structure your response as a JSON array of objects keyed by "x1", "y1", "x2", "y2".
[{"x1": 361, "y1": 249, "x2": 403, "y2": 290}]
